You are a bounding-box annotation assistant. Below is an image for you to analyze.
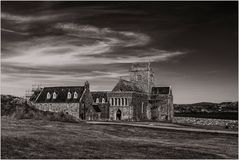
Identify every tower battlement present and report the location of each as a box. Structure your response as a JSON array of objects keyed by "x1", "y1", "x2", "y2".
[
  {"x1": 130, "y1": 63, "x2": 152, "y2": 71},
  {"x1": 129, "y1": 62, "x2": 154, "y2": 93}
]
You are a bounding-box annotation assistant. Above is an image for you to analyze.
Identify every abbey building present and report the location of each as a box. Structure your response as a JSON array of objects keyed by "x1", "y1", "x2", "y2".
[{"x1": 30, "y1": 62, "x2": 174, "y2": 122}]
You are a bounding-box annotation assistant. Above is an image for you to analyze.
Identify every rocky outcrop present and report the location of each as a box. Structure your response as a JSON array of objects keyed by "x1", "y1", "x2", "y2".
[{"x1": 174, "y1": 102, "x2": 238, "y2": 113}]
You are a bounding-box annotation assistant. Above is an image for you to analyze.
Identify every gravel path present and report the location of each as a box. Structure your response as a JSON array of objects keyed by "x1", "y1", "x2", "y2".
[{"x1": 87, "y1": 121, "x2": 238, "y2": 135}]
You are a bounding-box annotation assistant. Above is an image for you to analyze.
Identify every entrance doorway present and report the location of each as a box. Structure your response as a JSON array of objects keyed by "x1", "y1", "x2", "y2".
[{"x1": 116, "y1": 109, "x2": 122, "y2": 120}]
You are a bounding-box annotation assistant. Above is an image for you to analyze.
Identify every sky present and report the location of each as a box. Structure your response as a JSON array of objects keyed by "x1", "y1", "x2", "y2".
[{"x1": 1, "y1": 1, "x2": 238, "y2": 104}]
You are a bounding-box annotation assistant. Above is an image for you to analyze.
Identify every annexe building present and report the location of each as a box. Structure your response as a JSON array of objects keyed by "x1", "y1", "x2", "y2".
[
  {"x1": 150, "y1": 87, "x2": 174, "y2": 121},
  {"x1": 90, "y1": 91, "x2": 109, "y2": 120},
  {"x1": 33, "y1": 81, "x2": 93, "y2": 119}
]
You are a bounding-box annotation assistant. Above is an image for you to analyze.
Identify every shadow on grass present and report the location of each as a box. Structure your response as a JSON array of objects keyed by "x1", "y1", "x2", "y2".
[{"x1": 1, "y1": 135, "x2": 224, "y2": 159}]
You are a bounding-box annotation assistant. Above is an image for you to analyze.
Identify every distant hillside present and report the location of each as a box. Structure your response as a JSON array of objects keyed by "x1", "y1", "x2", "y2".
[
  {"x1": 1, "y1": 94, "x2": 79, "y2": 123},
  {"x1": 174, "y1": 102, "x2": 238, "y2": 113},
  {"x1": 174, "y1": 102, "x2": 238, "y2": 120}
]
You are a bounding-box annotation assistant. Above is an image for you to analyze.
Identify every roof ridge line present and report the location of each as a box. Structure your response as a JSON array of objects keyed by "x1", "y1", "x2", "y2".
[{"x1": 44, "y1": 86, "x2": 84, "y2": 88}]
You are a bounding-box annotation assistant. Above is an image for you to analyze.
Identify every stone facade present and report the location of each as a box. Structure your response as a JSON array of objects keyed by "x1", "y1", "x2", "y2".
[
  {"x1": 131, "y1": 92, "x2": 149, "y2": 121},
  {"x1": 98, "y1": 103, "x2": 110, "y2": 119},
  {"x1": 150, "y1": 94, "x2": 174, "y2": 121},
  {"x1": 35, "y1": 103, "x2": 80, "y2": 118},
  {"x1": 108, "y1": 92, "x2": 134, "y2": 120},
  {"x1": 85, "y1": 106, "x2": 101, "y2": 121},
  {"x1": 130, "y1": 63, "x2": 154, "y2": 93},
  {"x1": 33, "y1": 81, "x2": 94, "y2": 120},
  {"x1": 109, "y1": 106, "x2": 133, "y2": 120},
  {"x1": 106, "y1": 62, "x2": 173, "y2": 121},
  {"x1": 91, "y1": 91, "x2": 110, "y2": 120},
  {"x1": 79, "y1": 82, "x2": 94, "y2": 120}
]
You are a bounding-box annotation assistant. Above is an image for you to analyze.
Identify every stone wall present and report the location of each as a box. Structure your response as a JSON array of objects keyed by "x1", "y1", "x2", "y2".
[
  {"x1": 35, "y1": 103, "x2": 79, "y2": 118},
  {"x1": 150, "y1": 94, "x2": 173, "y2": 121},
  {"x1": 85, "y1": 107, "x2": 101, "y2": 121},
  {"x1": 146, "y1": 105, "x2": 151, "y2": 119},
  {"x1": 108, "y1": 91, "x2": 150, "y2": 121},
  {"x1": 131, "y1": 92, "x2": 149, "y2": 121},
  {"x1": 173, "y1": 117, "x2": 238, "y2": 129},
  {"x1": 79, "y1": 85, "x2": 94, "y2": 120},
  {"x1": 108, "y1": 92, "x2": 133, "y2": 120},
  {"x1": 129, "y1": 63, "x2": 154, "y2": 93},
  {"x1": 109, "y1": 106, "x2": 133, "y2": 120},
  {"x1": 108, "y1": 92, "x2": 133, "y2": 98},
  {"x1": 98, "y1": 103, "x2": 110, "y2": 120}
]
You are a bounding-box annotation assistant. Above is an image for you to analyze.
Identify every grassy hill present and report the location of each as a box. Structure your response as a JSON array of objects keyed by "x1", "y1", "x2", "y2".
[
  {"x1": 174, "y1": 102, "x2": 238, "y2": 120},
  {"x1": 1, "y1": 94, "x2": 79, "y2": 123}
]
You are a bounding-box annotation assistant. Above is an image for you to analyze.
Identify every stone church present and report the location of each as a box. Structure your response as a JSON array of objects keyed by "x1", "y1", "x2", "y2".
[
  {"x1": 30, "y1": 62, "x2": 173, "y2": 121},
  {"x1": 107, "y1": 62, "x2": 173, "y2": 121}
]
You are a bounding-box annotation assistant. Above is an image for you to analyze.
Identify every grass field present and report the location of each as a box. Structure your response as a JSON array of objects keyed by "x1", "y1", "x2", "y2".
[{"x1": 1, "y1": 117, "x2": 238, "y2": 159}]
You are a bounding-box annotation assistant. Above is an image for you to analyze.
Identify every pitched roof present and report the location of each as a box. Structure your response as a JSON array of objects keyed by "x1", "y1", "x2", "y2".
[
  {"x1": 151, "y1": 87, "x2": 170, "y2": 95},
  {"x1": 112, "y1": 79, "x2": 144, "y2": 92},
  {"x1": 35, "y1": 86, "x2": 85, "y2": 103},
  {"x1": 29, "y1": 90, "x2": 42, "y2": 101},
  {"x1": 91, "y1": 91, "x2": 108, "y2": 103}
]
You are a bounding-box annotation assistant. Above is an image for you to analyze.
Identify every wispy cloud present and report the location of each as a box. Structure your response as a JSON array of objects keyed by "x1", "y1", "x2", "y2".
[
  {"x1": 55, "y1": 23, "x2": 150, "y2": 47},
  {"x1": 2, "y1": 22, "x2": 186, "y2": 67},
  {"x1": 1, "y1": 28, "x2": 29, "y2": 35},
  {"x1": 2, "y1": 9, "x2": 187, "y2": 96},
  {"x1": 1, "y1": 12, "x2": 61, "y2": 23}
]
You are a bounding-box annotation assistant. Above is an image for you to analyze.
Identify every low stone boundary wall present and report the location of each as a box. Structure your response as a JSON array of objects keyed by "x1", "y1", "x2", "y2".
[{"x1": 173, "y1": 117, "x2": 238, "y2": 129}]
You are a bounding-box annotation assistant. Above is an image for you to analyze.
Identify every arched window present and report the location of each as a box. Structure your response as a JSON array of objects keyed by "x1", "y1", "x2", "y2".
[
  {"x1": 110, "y1": 98, "x2": 112, "y2": 106},
  {"x1": 112, "y1": 98, "x2": 114, "y2": 106},
  {"x1": 122, "y1": 98, "x2": 124, "y2": 106},
  {"x1": 53, "y1": 92, "x2": 57, "y2": 99},
  {"x1": 47, "y1": 92, "x2": 51, "y2": 99},
  {"x1": 96, "y1": 98, "x2": 99, "y2": 103},
  {"x1": 125, "y1": 98, "x2": 128, "y2": 106},
  {"x1": 102, "y1": 98, "x2": 105, "y2": 103},
  {"x1": 118, "y1": 98, "x2": 121, "y2": 106},
  {"x1": 74, "y1": 92, "x2": 78, "y2": 99},
  {"x1": 67, "y1": 92, "x2": 71, "y2": 99},
  {"x1": 115, "y1": 98, "x2": 117, "y2": 106}
]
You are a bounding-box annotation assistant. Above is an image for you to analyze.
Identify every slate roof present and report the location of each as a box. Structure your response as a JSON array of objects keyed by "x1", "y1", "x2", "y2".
[
  {"x1": 112, "y1": 79, "x2": 144, "y2": 92},
  {"x1": 91, "y1": 91, "x2": 108, "y2": 103},
  {"x1": 151, "y1": 87, "x2": 170, "y2": 95},
  {"x1": 35, "y1": 86, "x2": 85, "y2": 103},
  {"x1": 29, "y1": 90, "x2": 42, "y2": 101}
]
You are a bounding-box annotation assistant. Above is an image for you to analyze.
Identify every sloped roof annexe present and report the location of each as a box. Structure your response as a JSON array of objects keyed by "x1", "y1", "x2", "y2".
[{"x1": 35, "y1": 86, "x2": 85, "y2": 103}]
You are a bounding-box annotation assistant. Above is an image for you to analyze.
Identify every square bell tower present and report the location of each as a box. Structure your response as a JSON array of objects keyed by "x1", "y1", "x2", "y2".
[{"x1": 129, "y1": 62, "x2": 154, "y2": 93}]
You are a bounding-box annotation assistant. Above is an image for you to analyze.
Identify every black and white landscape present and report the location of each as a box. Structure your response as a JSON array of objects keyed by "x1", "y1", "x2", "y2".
[{"x1": 1, "y1": 1, "x2": 238, "y2": 159}]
